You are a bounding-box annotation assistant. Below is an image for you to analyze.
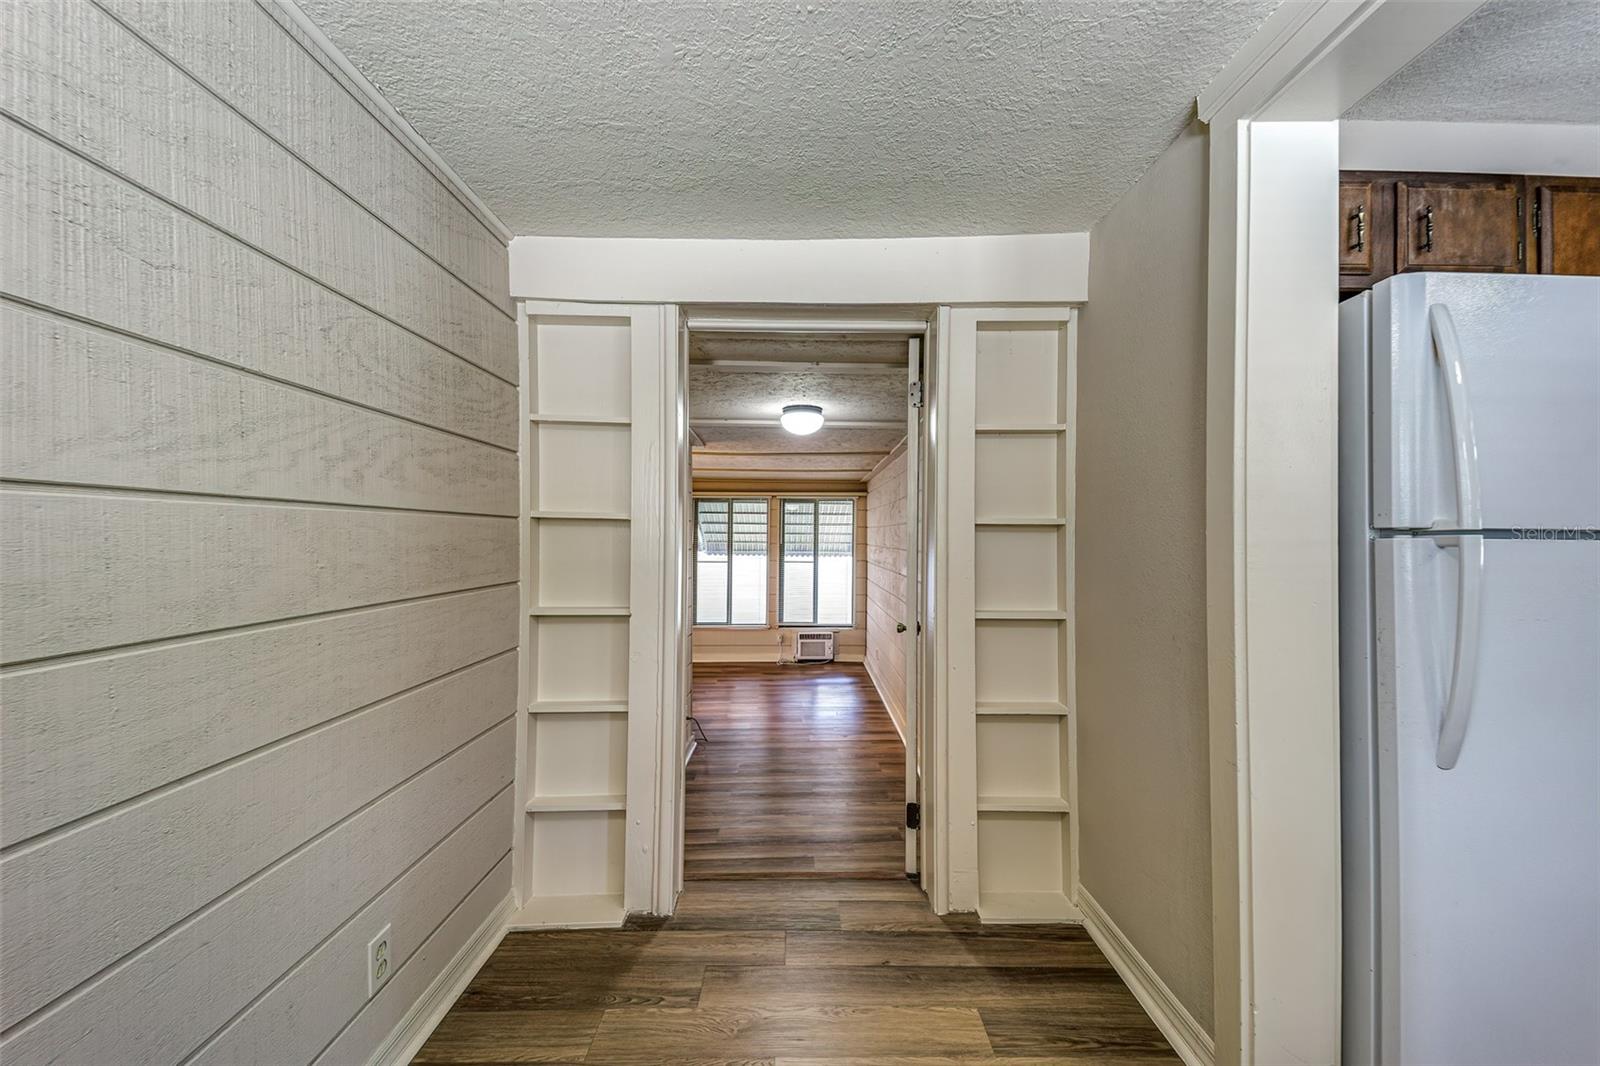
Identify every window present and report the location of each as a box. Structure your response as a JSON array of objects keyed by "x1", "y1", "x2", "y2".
[
  {"x1": 695, "y1": 499, "x2": 768, "y2": 625},
  {"x1": 780, "y1": 498, "x2": 855, "y2": 627}
]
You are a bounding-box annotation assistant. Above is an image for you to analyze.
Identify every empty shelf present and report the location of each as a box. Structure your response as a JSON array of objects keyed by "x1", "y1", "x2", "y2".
[
  {"x1": 528, "y1": 700, "x2": 628, "y2": 714},
  {"x1": 507, "y1": 893, "x2": 625, "y2": 931},
  {"x1": 975, "y1": 423, "x2": 1068, "y2": 434},
  {"x1": 530, "y1": 414, "x2": 631, "y2": 425},
  {"x1": 978, "y1": 795, "x2": 1070, "y2": 813},
  {"x1": 974, "y1": 517, "x2": 1067, "y2": 527},
  {"x1": 977, "y1": 890, "x2": 1082, "y2": 924},
  {"x1": 526, "y1": 793, "x2": 627, "y2": 812},
  {"x1": 529, "y1": 510, "x2": 631, "y2": 521},
  {"x1": 976, "y1": 609, "x2": 1068, "y2": 621},
  {"x1": 529, "y1": 606, "x2": 630, "y2": 616},
  {"x1": 975, "y1": 701, "x2": 1070, "y2": 716}
]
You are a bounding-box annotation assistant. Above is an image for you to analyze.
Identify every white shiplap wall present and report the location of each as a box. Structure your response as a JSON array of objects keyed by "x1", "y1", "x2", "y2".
[{"x1": 0, "y1": 2, "x2": 516, "y2": 1062}]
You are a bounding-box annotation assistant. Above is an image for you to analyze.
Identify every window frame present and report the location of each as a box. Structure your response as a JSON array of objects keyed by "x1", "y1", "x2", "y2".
[
  {"x1": 693, "y1": 496, "x2": 769, "y2": 628},
  {"x1": 777, "y1": 496, "x2": 856, "y2": 630}
]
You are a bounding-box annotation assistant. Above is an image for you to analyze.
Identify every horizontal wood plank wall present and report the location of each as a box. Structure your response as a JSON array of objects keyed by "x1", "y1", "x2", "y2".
[
  {"x1": 865, "y1": 447, "x2": 909, "y2": 737},
  {"x1": 0, "y1": 3, "x2": 516, "y2": 1062},
  {"x1": 690, "y1": 492, "x2": 868, "y2": 664}
]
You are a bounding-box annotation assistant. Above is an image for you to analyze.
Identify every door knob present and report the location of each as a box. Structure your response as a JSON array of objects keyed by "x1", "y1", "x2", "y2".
[{"x1": 896, "y1": 622, "x2": 908, "y2": 633}]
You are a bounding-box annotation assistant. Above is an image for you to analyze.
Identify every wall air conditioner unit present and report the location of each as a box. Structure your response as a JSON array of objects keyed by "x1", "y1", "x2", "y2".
[{"x1": 793, "y1": 630, "x2": 836, "y2": 663}]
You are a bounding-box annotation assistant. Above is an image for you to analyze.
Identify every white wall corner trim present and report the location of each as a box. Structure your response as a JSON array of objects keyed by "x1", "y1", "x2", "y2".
[
  {"x1": 508, "y1": 234, "x2": 1089, "y2": 305},
  {"x1": 1197, "y1": 0, "x2": 1488, "y2": 125},
  {"x1": 368, "y1": 893, "x2": 514, "y2": 1066},
  {"x1": 266, "y1": 0, "x2": 513, "y2": 242},
  {"x1": 864, "y1": 656, "x2": 909, "y2": 748},
  {"x1": 1079, "y1": 889, "x2": 1215, "y2": 1066}
]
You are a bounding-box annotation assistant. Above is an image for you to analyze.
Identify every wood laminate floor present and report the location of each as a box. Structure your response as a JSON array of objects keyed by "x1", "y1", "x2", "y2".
[
  {"x1": 686, "y1": 662, "x2": 907, "y2": 880},
  {"x1": 417, "y1": 663, "x2": 1179, "y2": 1064}
]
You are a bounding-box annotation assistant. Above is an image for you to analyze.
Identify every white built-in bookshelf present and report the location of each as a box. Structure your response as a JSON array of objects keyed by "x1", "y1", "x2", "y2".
[
  {"x1": 513, "y1": 310, "x2": 635, "y2": 928},
  {"x1": 971, "y1": 318, "x2": 1079, "y2": 923}
]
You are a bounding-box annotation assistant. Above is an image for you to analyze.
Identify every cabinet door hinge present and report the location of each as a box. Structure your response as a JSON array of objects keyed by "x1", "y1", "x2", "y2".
[
  {"x1": 905, "y1": 802, "x2": 921, "y2": 830},
  {"x1": 909, "y1": 381, "x2": 924, "y2": 408}
]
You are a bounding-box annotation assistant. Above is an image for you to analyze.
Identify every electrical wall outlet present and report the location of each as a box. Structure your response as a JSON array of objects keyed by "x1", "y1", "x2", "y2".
[{"x1": 367, "y1": 924, "x2": 392, "y2": 998}]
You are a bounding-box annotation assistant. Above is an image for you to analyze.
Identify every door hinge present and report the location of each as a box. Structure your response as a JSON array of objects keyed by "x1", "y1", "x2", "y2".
[
  {"x1": 909, "y1": 382, "x2": 924, "y2": 408},
  {"x1": 1532, "y1": 197, "x2": 1542, "y2": 241},
  {"x1": 905, "y1": 802, "x2": 921, "y2": 830}
]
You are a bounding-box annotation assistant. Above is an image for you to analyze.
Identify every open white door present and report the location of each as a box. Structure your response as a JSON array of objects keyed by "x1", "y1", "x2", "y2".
[{"x1": 904, "y1": 337, "x2": 923, "y2": 878}]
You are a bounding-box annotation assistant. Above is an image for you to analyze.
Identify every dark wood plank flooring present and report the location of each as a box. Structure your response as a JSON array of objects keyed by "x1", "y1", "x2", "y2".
[
  {"x1": 417, "y1": 663, "x2": 1179, "y2": 1064},
  {"x1": 686, "y1": 663, "x2": 906, "y2": 880}
]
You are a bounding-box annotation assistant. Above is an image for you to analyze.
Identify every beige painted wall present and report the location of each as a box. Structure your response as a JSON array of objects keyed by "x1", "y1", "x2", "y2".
[
  {"x1": 865, "y1": 448, "x2": 908, "y2": 737},
  {"x1": 0, "y1": 2, "x2": 516, "y2": 1061},
  {"x1": 1076, "y1": 122, "x2": 1214, "y2": 1033},
  {"x1": 690, "y1": 490, "x2": 868, "y2": 663}
]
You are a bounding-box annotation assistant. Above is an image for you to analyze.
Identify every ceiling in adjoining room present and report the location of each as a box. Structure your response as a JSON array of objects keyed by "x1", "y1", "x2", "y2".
[
  {"x1": 687, "y1": 331, "x2": 908, "y2": 484},
  {"x1": 1346, "y1": 0, "x2": 1600, "y2": 124},
  {"x1": 296, "y1": 0, "x2": 1279, "y2": 238}
]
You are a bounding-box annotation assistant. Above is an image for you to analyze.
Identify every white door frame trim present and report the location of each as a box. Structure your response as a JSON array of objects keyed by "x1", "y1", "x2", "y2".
[
  {"x1": 904, "y1": 337, "x2": 923, "y2": 877},
  {"x1": 1197, "y1": 2, "x2": 1488, "y2": 1062}
]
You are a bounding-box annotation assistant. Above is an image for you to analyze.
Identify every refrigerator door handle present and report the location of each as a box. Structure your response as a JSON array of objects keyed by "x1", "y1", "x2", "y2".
[
  {"x1": 1428, "y1": 304, "x2": 1483, "y2": 530},
  {"x1": 1436, "y1": 533, "x2": 1485, "y2": 769}
]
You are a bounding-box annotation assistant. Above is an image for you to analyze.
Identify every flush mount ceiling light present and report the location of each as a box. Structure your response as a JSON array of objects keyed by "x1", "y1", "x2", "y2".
[{"x1": 779, "y1": 404, "x2": 825, "y2": 435}]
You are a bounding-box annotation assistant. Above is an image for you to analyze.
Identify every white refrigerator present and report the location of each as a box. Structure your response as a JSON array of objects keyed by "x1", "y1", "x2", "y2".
[{"x1": 1339, "y1": 272, "x2": 1600, "y2": 1065}]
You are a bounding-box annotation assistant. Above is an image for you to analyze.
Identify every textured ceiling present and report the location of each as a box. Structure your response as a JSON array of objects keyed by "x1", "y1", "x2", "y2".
[
  {"x1": 297, "y1": 0, "x2": 1278, "y2": 237},
  {"x1": 687, "y1": 339, "x2": 906, "y2": 481},
  {"x1": 689, "y1": 332, "x2": 909, "y2": 365},
  {"x1": 689, "y1": 366, "x2": 905, "y2": 422},
  {"x1": 1346, "y1": 0, "x2": 1600, "y2": 123}
]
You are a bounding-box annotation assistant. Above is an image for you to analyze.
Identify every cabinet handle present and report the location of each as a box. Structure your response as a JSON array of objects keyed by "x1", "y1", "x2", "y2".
[
  {"x1": 1350, "y1": 204, "x2": 1366, "y2": 253},
  {"x1": 1420, "y1": 204, "x2": 1434, "y2": 252}
]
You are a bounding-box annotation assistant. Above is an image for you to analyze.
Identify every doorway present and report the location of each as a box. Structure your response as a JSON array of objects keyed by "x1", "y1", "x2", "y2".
[{"x1": 681, "y1": 311, "x2": 928, "y2": 886}]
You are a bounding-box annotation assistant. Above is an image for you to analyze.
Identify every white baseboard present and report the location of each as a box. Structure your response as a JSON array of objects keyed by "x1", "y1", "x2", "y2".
[
  {"x1": 369, "y1": 893, "x2": 513, "y2": 1066},
  {"x1": 863, "y1": 656, "x2": 908, "y2": 748},
  {"x1": 1078, "y1": 888, "x2": 1214, "y2": 1066}
]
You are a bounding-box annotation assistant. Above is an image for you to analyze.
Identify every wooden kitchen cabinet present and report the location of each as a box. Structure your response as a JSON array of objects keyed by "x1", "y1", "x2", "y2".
[
  {"x1": 1339, "y1": 175, "x2": 1395, "y2": 293},
  {"x1": 1529, "y1": 177, "x2": 1600, "y2": 276},
  {"x1": 1394, "y1": 177, "x2": 1524, "y2": 274},
  {"x1": 1340, "y1": 170, "x2": 1599, "y2": 293}
]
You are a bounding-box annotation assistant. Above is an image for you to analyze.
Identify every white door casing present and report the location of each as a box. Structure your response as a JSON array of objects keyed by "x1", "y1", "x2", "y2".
[
  {"x1": 905, "y1": 336, "x2": 923, "y2": 877},
  {"x1": 1198, "y1": 2, "x2": 1490, "y2": 1060}
]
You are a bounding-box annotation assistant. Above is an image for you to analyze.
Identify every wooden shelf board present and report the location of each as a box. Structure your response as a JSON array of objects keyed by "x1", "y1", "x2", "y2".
[
  {"x1": 530, "y1": 414, "x2": 631, "y2": 426},
  {"x1": 526, "y1": 793, "x2": 627, "y2": 812},
  {"x1": 974, "y1": 517, "x2": 1067, "y2": 527},
  {"x1": 528, "y1": 700, "x2": 628, "y2": 714},
  {"x1": 529, "y1": 511, "x2": 631, "y2": 522},
  {"x1": 507, "y1": 893, "x2": 625, "y2": 931},
  {"x1": 977, "y1": 795, "x2": 1070, "y2": 813},
  {"x1": 975, "y1": 701, "x2": 1070, "y2": 716},
  {"x1": 975, "y1": 423, "x2": 1068, "y2": 434},
  {"x1": 977, "y1": 890, "x2": 1082, "y2": 925},
  {"x1": 529, "y1": 606, "x2": 630, "y2": 617},
  {"x1": 975, "y1": 610, "x2": 1068, "y2": 621}
]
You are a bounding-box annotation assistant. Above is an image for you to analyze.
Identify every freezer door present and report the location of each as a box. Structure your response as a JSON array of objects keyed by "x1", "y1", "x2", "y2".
[
  {"x1": 1374, "y1": 535, "x2": 1600, "y2": 1065},
  {"x1": 1371, "y1": 273, "x2": 1600, "y2": 531}
]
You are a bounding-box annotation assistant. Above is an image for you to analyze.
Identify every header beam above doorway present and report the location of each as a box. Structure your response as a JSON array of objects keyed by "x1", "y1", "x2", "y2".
[{"x1": 509, "y1": 234, "x2": 1089, "y2": 305}]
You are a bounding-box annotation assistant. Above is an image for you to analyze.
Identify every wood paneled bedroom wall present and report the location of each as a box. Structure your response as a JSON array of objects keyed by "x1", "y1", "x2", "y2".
[
  {"x1": 0, "y1": 2, "x2": 517, "y2": 1061},
  {"x1": 865, "y1": 446, "x2": 909, "y2": 737}
]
